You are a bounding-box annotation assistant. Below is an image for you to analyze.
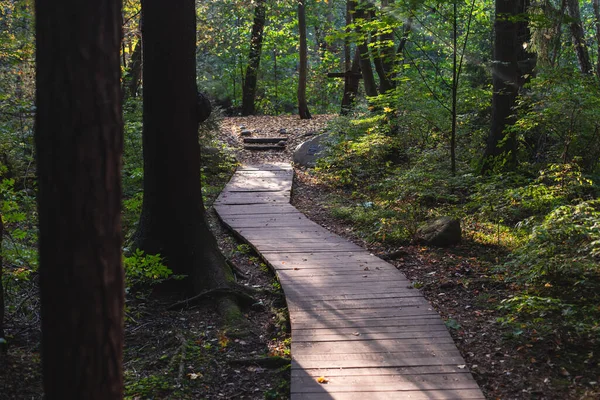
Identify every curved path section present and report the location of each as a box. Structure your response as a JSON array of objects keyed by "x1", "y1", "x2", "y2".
[{"x1": 214, "y1": 163, "x2": 485, "y2": 400}]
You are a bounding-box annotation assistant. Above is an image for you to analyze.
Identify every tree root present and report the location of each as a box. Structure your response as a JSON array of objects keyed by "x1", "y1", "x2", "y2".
[
  {"x1": 167, "y1": 286, "x2": 258, "y2": 311},
  {"x1": 226, "y1": 259, "x2": 249, "y2": 281}
]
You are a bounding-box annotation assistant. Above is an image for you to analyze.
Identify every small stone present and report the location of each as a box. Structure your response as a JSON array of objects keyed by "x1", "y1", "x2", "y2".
[
  {"x1": 239, "y1": 125, "x2": 246, "y2": 130},
  {"x1": 277, "y1": 140, "x2": 286, "y2": 147},
  {"x1": 279, "y1": 128, "x2": 287, "y2": 134},
  {"x1": 240, "y1": 129, "x2": 252, "y2": 136}
]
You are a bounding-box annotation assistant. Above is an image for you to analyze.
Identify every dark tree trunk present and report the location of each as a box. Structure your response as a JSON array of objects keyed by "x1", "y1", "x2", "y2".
[
  {"x1": 566, "y1": 0, "x2": 593, "y2": 75},
  {"x1": 298, "y1": 0, "x2": 311, "y2": 119},
  {"x1": 352, "y1": 0, "x2": 379, "y2": 98},
  {"x1": 123, "y1": 37, "x2": 142, "y2": 100},
  {"x1": 35, "y1": 0, "x2": 124, "y2": 398},
  {"x1": 482, "y1": 0, "x2": 522, "y2": 172},
  {"x1": 136, "y1": 0, "x2": 233, "y2": 293},
  {"x1": 241, "y1": 0, "x2": 266, "y2": 116},
  {"x1": 341, "y1": 50, "x2": 362, "y2": 114}
]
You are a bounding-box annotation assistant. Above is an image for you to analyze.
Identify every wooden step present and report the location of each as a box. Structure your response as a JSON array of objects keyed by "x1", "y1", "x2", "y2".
[
  {"x1": 244, "y1": 144, "x2": 286, "y2": 151},
  {"x1": 243, "y1": 137, "x2": 288, "y2": 144}
]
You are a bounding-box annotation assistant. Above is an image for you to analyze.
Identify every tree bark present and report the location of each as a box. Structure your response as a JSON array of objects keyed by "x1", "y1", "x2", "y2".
[
  {"x1": 123, "y1": 36, "x2": 142, "y2": 100},
  {"x1": 352, "y1": 0, "x2": 379, "y2": 98},
  {"x1": 341, "y1": 50, "x2": 362, "y2": 114},
  {"x1": 241, "y1": 0, "x2": 267, "y2": 116},
  {"x1": 482, "y1": 0, "x2": 522, "y2": 172},
  {"x1": 136, "y1": 0, "x2": 233, "y2": 293},
  {"x1": 298, "y1": 0, "x2": 312, "y2": 119},
  {"x1": 373, "y1": 0, "x2": 396, "y2": 93},
  {"x1": 593, "y1": 0, "x2": 600, "y2": 77},
  {"x1": 35, "y1": 0, "x2": 124, "y2": 398},
  {"x1": 566, "y1": 0, "x2": 593, "y2": 75}
]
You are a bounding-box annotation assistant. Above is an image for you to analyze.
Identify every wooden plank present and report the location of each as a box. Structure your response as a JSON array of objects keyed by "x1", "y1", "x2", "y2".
[
  {"x1": 293, "y1": 372, "x2": 479, "y2": 389},
  {"x1": 291, "y1": 365, "x2": 472, "y2": 377},
  {"x1": 291, "y1": 330, "x2": 452, "y2": 344},
  {"x1": 289, "y1": 316, "x2": 444, "y2": 330},
  {"x1": 291, "y1": 354, "x2": 465, "y2": 369},
  {"x1": 292, "y1": 379, "x2": 479, "y2": 393},
  {"x1": 244, "y1": 144, "x2": 286, "y2": 150},
  {"x1": 286, "y1": 299, "x2": 431, "y2": 312},
  {"x1": 243, "y1": 137, "x2": 288, "y2": 143},
  {"x1": 291, "y1": 390, "x2": 486, "y2": 400},
  {"x1": 289, "y1": 307, "x2": 439, "y2": 322},
  {"x1": 292, "y1": 325, "x2": 450, "y2": 338},
  {"x1": 291, "y1": 340, "x2": 456, "y2": 355}
]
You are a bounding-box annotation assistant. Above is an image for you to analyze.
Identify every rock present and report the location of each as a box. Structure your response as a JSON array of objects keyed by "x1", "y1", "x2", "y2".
[
  {"x1": 416, "y1": 216, "x2": 461, "y2": 247},
  {"x1": 277, "y1": 140, "x2": 286, "y2": 147},
  {"x1": 240, "y1": 129, "x2": 252, "y2": 136},
  {"x1": 239, "y1": 125, "x2": 246, "y2": 130},
  {"x1": 279, "y1": 128, "x2": 287, "y2": 134},
  {"x1": 293, "y1": 133, "x2": 331, "y2": 167}
]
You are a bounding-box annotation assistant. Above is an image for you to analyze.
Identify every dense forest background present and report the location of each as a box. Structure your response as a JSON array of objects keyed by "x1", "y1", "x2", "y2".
[{"x1": 1, "y1": 0, "x2": 600, "y2": 398}]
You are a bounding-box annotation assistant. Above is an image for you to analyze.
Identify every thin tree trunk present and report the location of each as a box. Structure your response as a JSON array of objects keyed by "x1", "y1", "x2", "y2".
[
  {"x1": 35, "y1": 0, "x2": 124, "y2": 397},
  {"x1": 123, "y1": 36, "x2": 142, "y2": 100},
  {"x1": 241, "y1": 0, "x2": 266, "y2": 116},
  {"x1": 298, "y1": 0, "x2": 311, "y2": 119},
  {"x1": 373, "y1": 0, "x2": 395, "y2": 93},
  {"x1": 594, "y1": 0, "x2": 600, "y2": 77},
  {"x1": 341, "y1": 50, "x2": 362, "y2": 114},
  {"x1": 136, "y1": 0, "x2": 234, "y2": 294},
  {"x1": 352, "y1": 0, "x2": 379, "y2": 98},
  {"x1": 566, "y1": 0, "x2": 593, "y2": 74},
  {"x1": 344, "y1": 0, "x2": 352, "y2": 71},
  {"x1": 482, "y1": 0, "x2": 521, "y2": 172}
]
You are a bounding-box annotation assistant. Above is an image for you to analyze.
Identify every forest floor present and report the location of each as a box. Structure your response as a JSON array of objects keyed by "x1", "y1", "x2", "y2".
[{"x1": 1, "y1": 114, "x2": 598, "y2": 400}]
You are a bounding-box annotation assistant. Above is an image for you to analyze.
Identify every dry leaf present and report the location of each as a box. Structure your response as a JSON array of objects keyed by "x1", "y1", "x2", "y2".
[{"x1": 317, "y1": 376, "x2": 329, "y2": 384}]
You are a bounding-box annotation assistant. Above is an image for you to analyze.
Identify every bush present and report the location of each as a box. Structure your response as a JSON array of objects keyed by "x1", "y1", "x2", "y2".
[{"x1": 509, "y1": 199, "x2": 600, "y2": 290}]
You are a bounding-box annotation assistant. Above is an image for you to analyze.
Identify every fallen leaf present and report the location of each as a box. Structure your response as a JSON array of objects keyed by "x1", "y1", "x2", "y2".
[
  {"x1": 188, "y1": 372, "x2": 202, "y2": 380},
  {"x1": 317, "y1": 376, "x2": 329, "y2": 384}
]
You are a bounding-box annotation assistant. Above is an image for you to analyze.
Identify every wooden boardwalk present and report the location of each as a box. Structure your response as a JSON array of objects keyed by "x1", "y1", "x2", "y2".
[{"x1": 214, "y1": 163, "x2": 485, "y2": 400}]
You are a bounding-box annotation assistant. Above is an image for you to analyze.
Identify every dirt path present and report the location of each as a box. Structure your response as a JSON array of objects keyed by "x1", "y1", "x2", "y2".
[{"x1": 219, "y1": 115, "x2": 334, "y2": 165}]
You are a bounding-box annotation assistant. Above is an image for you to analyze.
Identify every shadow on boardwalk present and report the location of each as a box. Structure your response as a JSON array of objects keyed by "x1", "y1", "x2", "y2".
[{"x1": 214, "y1": 163, "x2": 485, "y2": 400}]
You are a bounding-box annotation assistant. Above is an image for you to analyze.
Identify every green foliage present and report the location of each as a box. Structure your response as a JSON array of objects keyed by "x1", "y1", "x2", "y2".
[
  {"x1": 513, "y1": 70, "x2": 600, "y2": 173},
  {"x1": 0, "y1": 177, "x2": 37, "y2": 269},
  {"x1": 509, "y1": 199, "x2": 600, "y2": 287},
  {"x1": 123, "y1": 249, "x2": 176, "y2": 291},
  {"x1": 124, "y1": 373, "x2": 172, "y2": 399}
]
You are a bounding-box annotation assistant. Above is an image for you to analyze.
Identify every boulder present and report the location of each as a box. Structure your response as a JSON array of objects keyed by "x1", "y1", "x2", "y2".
[
  {"x1": 293, "y1": 133, "x2": 331, "y2": 168},
  {"x1": 416, "y1": 217, "x2": 461, "y2": 247}
]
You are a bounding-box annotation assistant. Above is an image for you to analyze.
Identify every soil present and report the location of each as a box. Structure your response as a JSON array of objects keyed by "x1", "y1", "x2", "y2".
[{"x1": 1, "y1": 114, "x2": 598, "y2": 399}]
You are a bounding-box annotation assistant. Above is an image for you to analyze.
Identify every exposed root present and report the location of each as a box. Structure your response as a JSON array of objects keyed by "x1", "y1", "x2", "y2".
[{"x1": 167, "y1": 286, "x2": 258, "y2": 311}]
